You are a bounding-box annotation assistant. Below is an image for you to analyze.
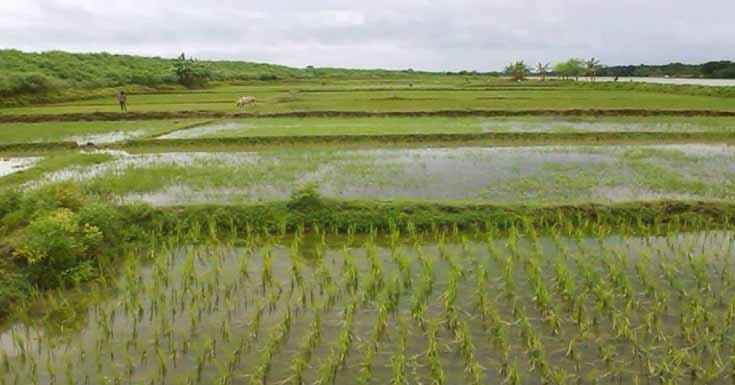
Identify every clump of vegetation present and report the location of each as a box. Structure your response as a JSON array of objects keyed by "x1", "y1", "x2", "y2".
[
  {"x1": 0, "y1": 183, "x2": 148, "y2": 317},
  {"x1": 286, "y1": 183, "x2": 325, "y2": 211},
  {"x1": 505, "y1": 61, "x2": 530, "y2": 81},
  {"x1": 553, "y1": 59, "x2": 584, "y2": 80},
  {"x1": 172, "y1": 53, "x2": 212, "y2": 88}
]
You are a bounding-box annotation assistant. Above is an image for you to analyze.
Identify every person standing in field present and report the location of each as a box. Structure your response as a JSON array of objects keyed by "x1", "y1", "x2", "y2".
[{"x1": 116, "y1": 90, "x2": 128, "y2": 112}]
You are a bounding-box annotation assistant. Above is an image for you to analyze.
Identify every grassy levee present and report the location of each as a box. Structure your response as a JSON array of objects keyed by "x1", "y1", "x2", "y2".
[
  {"x1": 117, "y1": 131, "x2": 735, "y2": 151},
  {"x1": 0, "y1": 141, "x2": 78, "y2": 153},
  {"x1": 149, "y1": 197, "x2": 735, "y2": 235},
  {"x1": 3, "y1": 108, "x2": 735, "y2": 123}
]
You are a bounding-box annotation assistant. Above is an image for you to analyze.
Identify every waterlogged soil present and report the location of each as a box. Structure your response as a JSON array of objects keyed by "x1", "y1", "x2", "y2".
[
  {"x1": 36, "y1": 150, "x2": 259, "y2": 184},
  {"x1": 156, "y1": 116, "x2": 735, "y2": 139},
  {"x1": 1, "y1": 230, "x2": 734, "y2": 385},
  {"x1": 583, "y1": 76, "x2": 735, "y2": 86},
  {"x1": 69, "y1": 129, "x2": 148, "y2": 144},
  {"x1": 0, "y1": 157, "x2": 38, "y2": 177},
  {"x1": 157, "y1": 122, "x2": 252, "y2": 139},
  {"x1": 0, "y1": 119, "x2": 209, "y2": 145},
  {"x1": 35, "y1": 144, "x2": 735, "y2": 204}
]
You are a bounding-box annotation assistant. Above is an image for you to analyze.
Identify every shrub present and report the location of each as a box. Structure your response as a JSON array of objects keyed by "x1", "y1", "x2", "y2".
[
  {"x1": 256, "y1": 73, "x2": 279, "y2": 81},
  {"x1": 77, "y1": 202, "x2": 123, "y2": 246},
  {"x1": 0, "y1": 184, "x2": 123, "y2": 290},
  {"x1": 0, "y1": 264, "x2": 29, "y2": 318},
  {"x1": 12, "y1": 208, "x2": 103, "y2": 288},
  {"x1": 0, "y1": 72, "x2": 61, "y2": 96},
  {"x1": 172, "y1": 53, "x2": 211, "y2": 88},
  {"x1": 13, "y1": 73, "x2": 58, "y2": 94},
  {"x1": 287, "y1": 183, "x2": 324, "y2": 211}
]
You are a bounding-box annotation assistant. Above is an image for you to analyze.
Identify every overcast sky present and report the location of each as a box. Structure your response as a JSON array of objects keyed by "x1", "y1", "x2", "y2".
[{"x1": 1, "y1": 0, "x2": 734, "y2": 71}]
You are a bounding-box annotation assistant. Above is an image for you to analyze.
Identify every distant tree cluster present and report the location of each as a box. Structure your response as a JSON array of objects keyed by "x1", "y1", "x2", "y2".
[
  {"x1": 506, "y1": 58, "x2": 603, "y2": 81},
  {"x1": 602, "y1": 61, "x2": 735, "y2": 79},
  {"x1": 555, "y1": 58, "x2": 601, "y2": 80},
  {"x1": 506, "y1": 58, "x2": 735, "y2": 81}
]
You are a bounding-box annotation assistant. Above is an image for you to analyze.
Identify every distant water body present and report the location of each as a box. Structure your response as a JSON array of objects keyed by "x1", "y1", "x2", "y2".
[{"x1": 585, "y1": 77, "x2": 735, "y2": 87}]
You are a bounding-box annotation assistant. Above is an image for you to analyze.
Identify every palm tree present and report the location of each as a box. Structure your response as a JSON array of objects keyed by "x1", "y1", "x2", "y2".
[
  {"x1": 585, "y1": 58, "x2": 601, "y2": 81},
  {"x1": 536, "y1": 62, "x2": 550, "y2": 81}
]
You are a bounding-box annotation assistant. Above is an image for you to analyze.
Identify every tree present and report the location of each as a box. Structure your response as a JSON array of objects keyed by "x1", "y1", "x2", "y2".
[
  {"x1": 504, "y1": 61, "x2": 530, "y2": 81},
  {"x1": 172, "y1": 53, "x2": 211, "y2": 88},
  {"x1": 702, "y1": 61, "x2": 734, "y2": 77},
  {"x1": 553, "y1": 59, "x2": 584, "y2": 80},
  {"x1": 536, "y1": 62, "x2": 550, "y2": 81},
  {"x1": 584, "y1": 57, "x2": 602, "y2": 81}
]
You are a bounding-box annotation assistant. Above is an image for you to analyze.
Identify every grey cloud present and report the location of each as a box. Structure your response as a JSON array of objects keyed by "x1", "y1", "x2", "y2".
[{"x1": 1, "y1": 0, "x2": 733, "y2": 71}]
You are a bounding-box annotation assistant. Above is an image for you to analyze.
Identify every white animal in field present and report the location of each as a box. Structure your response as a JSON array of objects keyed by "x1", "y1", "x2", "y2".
[{"x1": 236, "y1": 96, "x2": 257, "y2": 108}]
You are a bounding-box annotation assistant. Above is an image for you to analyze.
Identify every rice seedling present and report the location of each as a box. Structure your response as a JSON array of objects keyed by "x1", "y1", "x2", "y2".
[
  {"x1": 425, "y1": 321, "x2": 446, "y2": 385},
  {"x1": 286, "y1": 305, "x2": 323, "y2": 385},
  {"x1": 390, "y1": 318, "x2": 408, "y2": 385},
  {"x1": 314, "y1": 297, "x2": 357, "y2": 385},
  {"x1": 250, "y1": 308, "x2": 293, "y2": 385}
]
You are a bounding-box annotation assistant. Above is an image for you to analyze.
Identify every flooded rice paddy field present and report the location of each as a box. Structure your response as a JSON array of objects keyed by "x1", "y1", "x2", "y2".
[
  {"x1": 31, "y1": 144, "x2": 735, "y2": 205},
  {"x1": 0, "y1": 157, "x2": 38, "y2": 177},
  {"x1": 2, "y1": 228, "x2": 735, "y2": 385},
  {"x1": 158, "y1": 116, "x2": 735, "y2": 139},
  {"x1": 0, "y1": 120, "x2": 207, "y2": 145}
]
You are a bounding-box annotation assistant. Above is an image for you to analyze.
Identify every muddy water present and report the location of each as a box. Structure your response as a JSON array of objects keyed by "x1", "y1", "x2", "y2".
[
  {"x1": 479, "y1": 119, "x2": 707, "y2": 133},
  {"x1": 38, "y1": 151, "x2": 259, "y2": 183},
  {"x1": 586, "y1": 77, "x2": 735, "y2": 86},
  {"x1": 1, "y1": 230, "x2": 733, "y2": 385},
  {"x1": 157, "y1": 121, "x2": 251, "y2": 139},
  {"x1": 0, "y1": 157, "x2": 38, "y2": 177},
  {"x1": 69, "y1": 129, "x2": 148, "y2": 144}
]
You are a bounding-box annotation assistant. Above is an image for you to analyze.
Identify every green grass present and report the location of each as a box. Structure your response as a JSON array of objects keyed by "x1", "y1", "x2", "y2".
[
  {"x1": 157, "y1": 116, "x2": 735, "y2": 139},
  {"x1": 0, "y1": 119, "x2": 208, "y2": 143},
  {"x1": 3, "y1": 82, "x2": 735, "y2": 115}
]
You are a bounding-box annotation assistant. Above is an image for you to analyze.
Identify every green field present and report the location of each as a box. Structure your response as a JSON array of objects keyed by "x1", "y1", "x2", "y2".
[
  {"x1": 4, "y1": 66, "x2": 735, "y2": 385},
  {"x1": 3, "y1": 82, "x2": 735, "y2": 115},
  {"x1": 7, "y1": 145, "x2": 723, "y2": 205}
]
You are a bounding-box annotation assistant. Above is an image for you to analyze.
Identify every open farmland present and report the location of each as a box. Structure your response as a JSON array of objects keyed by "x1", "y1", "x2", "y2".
[
  {"x1": 2, "y1": 72, "x2": 735, "y2": 385},
  {"x1": 2, "y1": 79, "x2": 735, "y2": 116}
]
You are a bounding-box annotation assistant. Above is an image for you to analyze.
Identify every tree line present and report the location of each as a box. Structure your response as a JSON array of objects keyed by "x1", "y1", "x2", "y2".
[
  {"x1": 505, "y1": 59, "x2": 735, "y2": 80},
  {"x1": 604, "y1": 61, "x2": 735, "y2": 79},
  {"x1": 504, "y1": 58, "x2": 602, "y2": 81}
]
